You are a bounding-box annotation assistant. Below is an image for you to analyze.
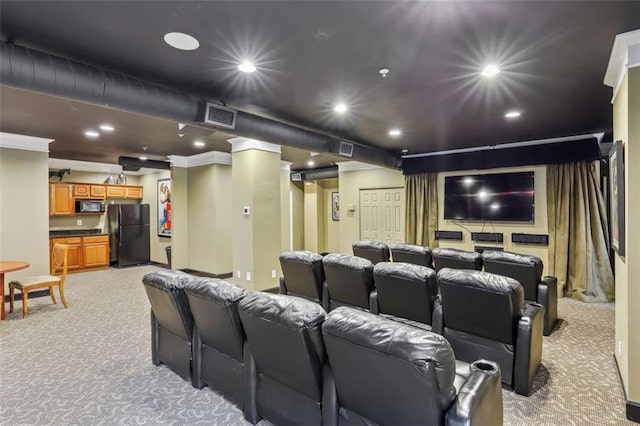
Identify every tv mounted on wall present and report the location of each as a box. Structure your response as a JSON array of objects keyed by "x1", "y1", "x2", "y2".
[{"x1": 444, "y1": 171, "x2": 535, "y2": 222}]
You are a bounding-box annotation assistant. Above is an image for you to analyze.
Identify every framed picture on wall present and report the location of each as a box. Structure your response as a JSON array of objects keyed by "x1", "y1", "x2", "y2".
[
  {"x1": 609, "y1": 140, "x2": 624, "y2": 255},
  {"x1": 332, "y1": 192, "x2": 340, "y2": 221},
  {"x1": 158, "y1": 178, "x2": 172, "y2": 237}
]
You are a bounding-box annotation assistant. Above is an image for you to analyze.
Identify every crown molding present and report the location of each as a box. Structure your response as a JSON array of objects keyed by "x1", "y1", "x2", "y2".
[
  {"x1": 48, "y1": 158, "x2": 161, "y2": 175},
  {"x1": 168, "y1": 151, "x2": 231, "y2": 168},
  {"x1": 0, "y1": 132, "x2": 53, "y2": 152},
  {"x1": 281, "y1": 161, "x2": 292, "y2": 171},
  {"x1": 604, "y1": 29, "x2": 640, "y2": 103},
  {"x1": 337, "y1": 161, "x2": 382, "y2": 172},
  {"x1": 228, "y1": 137, "x2": 281, "y2": 154}
]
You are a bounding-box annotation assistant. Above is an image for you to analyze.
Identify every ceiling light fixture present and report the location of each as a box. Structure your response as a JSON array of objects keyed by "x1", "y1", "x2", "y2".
[
  {"x1": 238, "y1": 61, "x2": 257, "y2": 73},
  {"x1": 193, "y1": 140, "x2": 206, "y2": 148},
  {"x1": 505, "y1": 111, "x2": 521, "y2": 118},
  {"x1": 401, "y1": 149, "x2": 409, "y2": 154},
  {"x1": 164, "y1": 32, "x2": 200, "y2": 51},
  {"x1": 481, "y1": 64, "x2": 501, "y2": 77},
  {"x1": 139, "y1": 156, "x2": 148, "y2": 161},
  {"x1": 379, "y1": 68, "x2": 390, "y2": 78},
  {"x1": 84, "y1": 130, "x2": 99, "y2": 138},
  {"x1": 307, "y1": 160, "x2": 315, "y2": 167},
  {"x1": 388, "y1": 129, "x2": 402, "y2": 137},
  {"x1": 99, "y1": 124, "x2": 114, "y2": 132},
  {"x1": 334, "y1": 103, "x2": 348, "y2": 113}
]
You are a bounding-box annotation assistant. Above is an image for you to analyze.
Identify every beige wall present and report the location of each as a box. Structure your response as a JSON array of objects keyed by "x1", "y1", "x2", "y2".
[
  {"x1": 186, "y1": 164, "x2": 232, "y2": 275},
  {"x1": 291, "y1": 181, "x2": 305, "y2": 250},
  {"x1": 171, "y1": 167, "x2": 189, "y2": 269},
  {"x1": 338, "y1": 166, "x2": 405, "y2": 254},
  {"x1": 0, "y1": 148, "x2": 50, "y2": 289},
  {"x1": 139, "y1": 170, "x2": 171, "y2": 264},
  {"x1": 303, "y1": 182, "x2": 321, "y2": 252},
  {"x1": 321, "y1": 179, "x2": 340, "y2": 253},
  {"x1": 437, "y1": 165, "x2": 549, "y2": 273},
  {"x1": 280, "y1": 169, "x2": 293, "y2": 253},
  {"x1": 613, "y1": 68, "x2": 640, "y2": 403}
]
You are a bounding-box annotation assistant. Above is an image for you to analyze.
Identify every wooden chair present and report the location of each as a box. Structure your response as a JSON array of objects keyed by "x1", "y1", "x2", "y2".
[{"x1": 9, "y1": 244, "x2": 70, "y2": 318}]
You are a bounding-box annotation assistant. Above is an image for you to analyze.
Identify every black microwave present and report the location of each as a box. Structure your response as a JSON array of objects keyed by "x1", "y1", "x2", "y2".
[{"x1": 75, "y1": 199, "x2": 105, "y2": 213}]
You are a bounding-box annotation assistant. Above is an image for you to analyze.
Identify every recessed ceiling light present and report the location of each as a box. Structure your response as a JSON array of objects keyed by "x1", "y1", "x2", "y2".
[
  {"x1": 164, "y1": 32, "x2": 200, "y2": 51},
  {"x1": 307, "y1": 160, "x2": 315, "y2": 167},
  {"x1": 334, "y1": 103, "x2": 348, "y2": 113},
  {"x1": 194, "y1": 140, "x2": 206, "y2": 148},
  {"x1": 379, "y1": 68, "x2": 390, "y2": 78},
  {"x1": 481, "y1": 65, "x2": 501, "y2": 77},
  {"x1": 401, "y1": 149, "x2": 408, "y2": 154},
  {"x1": 238, "y1": 61, "x2": 257, "y2": 73},
  {"x1": 388, "y1": 129, "x2": 402, "y2": 137},
  {"x1": 505, "y1": 111, "x2": 521, "y2": 118},
  {"x1": 139, "y1": 156, "x2": 148, "y2": 161},
  {"x1": 99, "y1": 124, "x2": 114, "y2": 132},
  {"x1": 84, "y1": 130, "x2": 99, "y2": 138}
]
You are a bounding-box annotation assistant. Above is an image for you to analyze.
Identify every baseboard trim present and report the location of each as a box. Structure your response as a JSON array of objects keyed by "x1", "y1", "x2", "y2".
[{"x1": 628, "y1": 401, "x2": 640, "y2": 423}]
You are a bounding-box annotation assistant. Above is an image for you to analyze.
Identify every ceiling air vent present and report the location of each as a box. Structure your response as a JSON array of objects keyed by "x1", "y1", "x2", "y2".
[
  {"x1": 203, "y1": 102, "x2": 237, "y2": 130},
  {"x1": 338, "y1": 141, "x2": 354, "y2": 157},
  {"x1": 291, "y1": 172, "x2": 303, "y2": 182}
]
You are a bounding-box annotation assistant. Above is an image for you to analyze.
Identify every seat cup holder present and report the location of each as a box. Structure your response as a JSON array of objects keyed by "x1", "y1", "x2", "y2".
[{"x1": 471, "y1": 360, "x2": 498, "y2": 374}]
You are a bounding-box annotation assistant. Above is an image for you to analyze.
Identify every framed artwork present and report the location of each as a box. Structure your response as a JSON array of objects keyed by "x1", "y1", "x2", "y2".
[
  {"x1": 609, "y1": 140, "x2": 624, "y2": 255},
  {"x1": 332, "y1": 192, "x2": 340, "y2": 221},
  {"x1": 158, "y1": 179, "x2": 172, "y2": 237}
]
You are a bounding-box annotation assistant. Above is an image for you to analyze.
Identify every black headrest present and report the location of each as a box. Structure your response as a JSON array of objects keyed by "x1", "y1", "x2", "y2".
[
  {"x1": 239, "y1": 292, "x2": 326, "y2": 330},
  {"x1": 323, "y1": 253, "x2": 375, "y2": 309},
  {"x1": 186, "y1": 277, "x2": 247, "y2": 304},
  {"x1": 432, "y1": 248, "x2": 480, "y2": 262},
  {"x1": 323, "y1": 253, "x2": 373, "y2": 272},
  {"x1": 390, "y1": 243, "x2": 433, "y2": 267},
  {"x1": 482, "y1": 250, "x2": 543, "y2": 280},
  {"x1": 279, "y1": 250, "x2": 325, "y2": 301},
  {"x1": 437, "y1": 268, "x2": 524, "y2": 344},
  {"x1": 352, "y1": 240, "x2": 391, "y2": 264},
  {"x1": 280, "y1": 250, "x2": 324, "y2": 265},
  {"x1": 390, "y1": 243, "x2": 431, "y2": 256},
  {"x1": 142, "y1": 269, "x2": 193, "y2": 291},
  {"x1": 432, "y1": 248, "x2": 482, "y2": 271},
  {"x1": 374, "y1": 261, "x2": 434, "y2": 284}
]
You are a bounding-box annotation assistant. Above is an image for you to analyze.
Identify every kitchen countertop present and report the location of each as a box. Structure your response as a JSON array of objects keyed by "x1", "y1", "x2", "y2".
[{"x1": 49, "y1": 228, "x2": 108, "y2": 237}]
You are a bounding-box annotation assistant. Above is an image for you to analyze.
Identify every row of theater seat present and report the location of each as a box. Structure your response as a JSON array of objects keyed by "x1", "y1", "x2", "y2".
[
  {"x1": 142, "y1": 270, "x2": 504, "y2": 426},
  {"x1": 280, "y1": 251, "x2": 544, "y2": 396},
  {"x1": 352, "y1": 241, "x2": 558, "y2": 336}
]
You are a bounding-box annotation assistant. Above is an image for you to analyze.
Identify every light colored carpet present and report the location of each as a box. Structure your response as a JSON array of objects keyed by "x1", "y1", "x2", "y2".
[{"x1": 0, "y1": 265, "x2": 632, "y2": 425}]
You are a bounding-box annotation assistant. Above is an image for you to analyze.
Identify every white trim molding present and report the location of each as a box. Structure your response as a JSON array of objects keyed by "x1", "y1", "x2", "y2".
[
  {"x1": 281, "y1": 161, "x2": 292, "y2": 172},
  {"x1": 228, "y1": 137, "x2": 281, "y2": 154},
  {"x1": 604, "y1": 29, "x2": 640, "y2": 103},
  {"x1": 0, "y1": 132, "x2": 53, "y2": 152},
  {"x1": 168, "y1": 151, "x2": 231, "y2": 168},
  {"x1": 337, "y1": 161, "x2": 382, "y2": 172}
]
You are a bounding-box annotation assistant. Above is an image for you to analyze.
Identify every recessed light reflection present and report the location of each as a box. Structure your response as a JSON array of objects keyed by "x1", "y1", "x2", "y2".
[
  {"x1": 490, "y1": 202, "x2": 500, "y2": 211},
  {"x1": 84, "y1": 130, "x2": 99, "y2": 138},
  {"x1": 139, "y1": 156, "x2": 148, "y2": 161},
  {"x1": 388, "y1": 129, "x2": 402, "y2": 137},
  {"x1": 481, "y1": 65, "x2": 501, "y2": 77},
  {"x1": 307, "y1": 160, "x2": 315, "y2": 167},
  {"x1": 194, "y1": 141, "x2": 205, "y2": 148},
  {"x1": 99, "y1": 124, "x2": 114, "y2": 132},
  {"x1": 334, "y1": 103, "x2": 348, "y2": 113},
  {"x1": 505, "y1": 111, "x2": 521, "y2": 118},
  {"x1": 463, "y1": 177, "x2": 474, "y2": 186},
  {"x1": 477, "y1": 190, "x2": 489, "y2": 201},
  {"x1": 238, "y1": 61, "x2": 257, "y2": 73}
]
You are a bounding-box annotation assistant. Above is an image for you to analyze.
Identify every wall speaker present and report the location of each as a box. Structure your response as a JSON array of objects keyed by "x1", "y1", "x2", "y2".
[
  {"x1": 511, "y1": 233, "x2": 549, "y2": 246},
  {"x1": 471, "y1": 232, "x2": 504, "y2": 243},
  {"x1": 435, "y1": 230, "x2": 463, "y2": 241}
]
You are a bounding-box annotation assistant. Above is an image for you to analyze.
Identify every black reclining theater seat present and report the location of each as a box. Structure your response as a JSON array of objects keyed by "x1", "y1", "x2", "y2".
[
  {"x1": 432, "y1": 247, "x2": 483, "y2": 272},
  {"x1": 279, "y1": 250, "x2": 326, "y2": 309},
  {"x1": 390, "y1": 242, "x2": 433, "y2": 268},
  {"x1": 142, "y1": 269, "x2": 195, "y2": 381},
  {"x1": 371, "y1": 262, "x2": 439, "y2": 330},
  {"x1": 322, "y1": 253, "x2": 375, "y2": 312},
  {"x1": 352, "y1": 240, "x2": 391, "y2": 265},
  {"x1": 482, "y1": 250, "x2": 558, "y2": 336},
  {"x1": 322, "y1": 307, "x2": 503, "y2": 426},
  {"x1": 185, "y1": 277, "x2": 248, "y2": 407},
  {"x1": 434, "y1": 268, "x2": 544, "y2": 396},
  {"x1": 239, "y1": 292, "x2": 328, "y2": 426}
]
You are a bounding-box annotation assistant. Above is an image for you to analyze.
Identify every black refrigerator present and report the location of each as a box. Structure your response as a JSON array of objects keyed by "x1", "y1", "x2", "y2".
[{"x1": 107, "y1": 204, "x2": 150, "y2": 267}]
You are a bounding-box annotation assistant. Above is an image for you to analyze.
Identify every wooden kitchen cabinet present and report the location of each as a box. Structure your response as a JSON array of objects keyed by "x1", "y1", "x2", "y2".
[
  {"x1": 91, "y1": 185, "x2": 106, "y2": 198},
  {"x1": 50, "y1": 237, "x2": 83, "y2": 271},
  {"x1": 82, "y1": 235, "x2": 110, "y2": 268},
  {"x1": 49, "y1": 183, "x2": 74, "y2": 216},
  {"x1": 106, "y1": 185, "x2": 126, "y2": 198},
  {"x1": 125, "y1": 186, "x2": 143, "y2": 199},
  {"x1": 74, "y1": 184, "x2": 90, "y2": 198}
]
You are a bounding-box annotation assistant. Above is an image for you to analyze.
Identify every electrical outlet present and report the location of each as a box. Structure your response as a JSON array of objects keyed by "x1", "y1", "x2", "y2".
[
  {"x1": 271, "y1": 269, "x2": 277, "y2": 279},
  {"x1": 76, "y1": 219, "x2": 82, "y2": 226},
  {"x1": 246, "y1": 272, "x2": 251, "y2": 281},
  {"x1": 237, "y1": 271, "x2": 241, "y2": 278}
]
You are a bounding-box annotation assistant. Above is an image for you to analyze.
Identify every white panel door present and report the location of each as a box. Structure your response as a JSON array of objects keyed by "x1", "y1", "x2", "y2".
[{"x1": 360, "y1": 188, "x2": 404, "y2": 243}]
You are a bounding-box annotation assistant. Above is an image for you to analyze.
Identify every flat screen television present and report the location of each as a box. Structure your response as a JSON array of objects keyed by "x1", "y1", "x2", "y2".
[{"x1": 444, "y1": 171, "x2": 535, "y2": 222}]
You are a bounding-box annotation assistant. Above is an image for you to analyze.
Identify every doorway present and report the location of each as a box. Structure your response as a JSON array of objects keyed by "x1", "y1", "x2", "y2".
[{"x1": 359, "y1": 187, "x2": 404, "y2": 244}]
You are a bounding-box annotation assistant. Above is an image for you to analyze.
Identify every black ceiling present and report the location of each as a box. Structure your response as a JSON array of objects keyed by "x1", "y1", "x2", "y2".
[{"x1": 1, "y1": 1, "x2": 638, "y2": 166}]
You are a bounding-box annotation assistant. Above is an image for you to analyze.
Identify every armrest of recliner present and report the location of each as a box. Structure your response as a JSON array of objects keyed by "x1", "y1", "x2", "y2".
[
  {"x1": 514, "y1": 303, "x2": 544, "y2": 396},
  {"x1": 279, "y1": 275, "x2": 287, "y2": 294},
  {"x1": 322, "y1": 365, "x2": 338, "y2": 426},
  {"x1": 369, "y1": 290, "x2": 379, "y2": 314},
  {"x1": 321, "y1": 281, "x2": 330, "y2": 312},
  {"x1": 445, "y1": 360, "x2": 503, "y2": 426},
  {"x1": 243, "y1": 343, "x2": 260, "y2": 424},
  {"x1": 538, "y1": 276, "x2": 558, "y2": 336},
  {"x1": 432, "y1": 297, "x2": 444, "y2": 335},
  {"x1": 150, "y1": 310, "x2": 160, "y2": 366}
]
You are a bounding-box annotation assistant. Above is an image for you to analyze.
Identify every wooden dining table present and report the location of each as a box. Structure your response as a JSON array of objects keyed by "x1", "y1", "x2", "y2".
[{"x1": 0, "y1": 261, "x2": 30, "y2": 320}]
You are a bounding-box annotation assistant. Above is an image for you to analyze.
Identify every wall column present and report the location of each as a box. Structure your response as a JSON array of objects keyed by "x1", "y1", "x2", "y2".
[{"x1": 229, "y1": 137, "x2": 282, "y2": 291}]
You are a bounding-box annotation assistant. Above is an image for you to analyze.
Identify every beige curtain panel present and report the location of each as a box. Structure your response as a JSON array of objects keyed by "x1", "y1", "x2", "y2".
[
  {"x1": 405, "y1": 173, "x2": 439, "y2": 249},
  {"x1": 547, "y1": 162, "x2": 614, "y2": 302}
]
